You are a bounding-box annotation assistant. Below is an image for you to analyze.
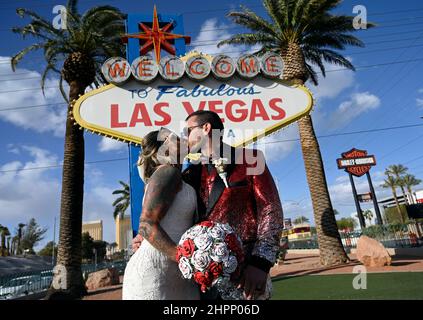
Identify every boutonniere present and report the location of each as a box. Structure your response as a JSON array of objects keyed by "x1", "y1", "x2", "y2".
[
  {"x1": 185, "y1": 153, "x2": 203, "y2": 163},
  {"x1": 212, "y1": 157, "x2": 229, "y2": 188}
]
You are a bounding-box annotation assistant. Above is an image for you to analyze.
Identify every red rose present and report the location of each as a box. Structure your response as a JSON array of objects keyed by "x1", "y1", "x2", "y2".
[
  {"x1": 182, "y1": 239, "x2": 195, "y2": 256},
  {"x1": 193, "y1": 271, "x2": 214, "y2": 293},
  {"x1": 199, "y1": 220, "x2": 214, "y2": 228},
  {"x1": 176, "y1": 239, "x2": 196, "y2": 262},
  {"x1": 208, "y1": 261, "x2": 223, "y2": 278}
]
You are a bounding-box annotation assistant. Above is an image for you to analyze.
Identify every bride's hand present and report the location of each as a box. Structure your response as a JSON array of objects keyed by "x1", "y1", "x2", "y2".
[{"x1": 132, "y1": 234, "x2": 144, "y2": 252}]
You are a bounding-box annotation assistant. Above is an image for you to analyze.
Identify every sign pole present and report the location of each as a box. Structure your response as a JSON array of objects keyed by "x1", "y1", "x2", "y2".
[
  {"x1": 126, "y1": 12, "x2": 187, "y2": 237},
  {"x1": 349, "y1": 172, "x2": 366, "y2": 229},
  {"x1": 366, "y1": 171, "x2": 383, "y2": 225}
]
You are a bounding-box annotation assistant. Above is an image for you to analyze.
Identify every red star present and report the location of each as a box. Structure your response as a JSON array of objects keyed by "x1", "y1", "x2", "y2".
[{"x1": 122, "y1": 6, "x2": 191, "y2": 61}]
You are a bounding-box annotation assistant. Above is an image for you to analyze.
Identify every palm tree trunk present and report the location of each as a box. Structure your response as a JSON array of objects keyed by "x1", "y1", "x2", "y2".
[
  {"x1": 297, "y1": 114, "x2": 349, "y2": 265},
  {"x1": 400, "y1": 185, "x2": 408, "y2": 205},
  {"x1": 0, "y1": 233, "x2": 4, "y2": 257},
  {"x1": 48, "y1": 80, "x2": 86, "y2": 299},
  {"x1": 281, "y1": 42, "x2": 349, "y2": 266},
  {"x1": 407, "y1": 186, "x2": 414, "y2": 204},
  {"x1": 391, "y1": 187, "x2": 404, "y2": 223}
]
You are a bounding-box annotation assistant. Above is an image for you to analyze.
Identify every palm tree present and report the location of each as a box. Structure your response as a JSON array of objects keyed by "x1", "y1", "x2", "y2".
[
  {"x1": 218, "y1": 0, "x2": 373, "y2": 266},
  {"x1": 293, "y1": 216, "x2": 309, "y2": 225},
  {"x1": 12, "y1": 0, "x2": 125, "y2": 298},
  {"x1": 381, "y1": 175, "x2": 404, "y2": 223},
  {"x1": 386, "y1": 165, "x2": 409, "y2": 204},
  {"x1": 112, "y1": 181, "x2": 130, "y2": 220},
  {"x1": 16, "y1": 223, "x2": 25, "y2": 255},
  {"x1": 402, "y1": 174, "x2": 422, "y2": 204},
  {"x1": 0, "y1": 226, "x2": 10, "y2": 257},
  {"x1": 362, "y1": 209, "x2": 374, "y2": 225}
]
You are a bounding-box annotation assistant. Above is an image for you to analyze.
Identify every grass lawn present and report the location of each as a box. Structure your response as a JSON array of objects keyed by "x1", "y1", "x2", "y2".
[{"x1": 271, "y1": 272, "x2": 423, "y2": 300}]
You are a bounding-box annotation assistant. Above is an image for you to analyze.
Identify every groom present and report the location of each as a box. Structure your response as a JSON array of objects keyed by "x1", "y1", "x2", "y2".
[{"x1": 181, "y1": 110, "x2": 283, "y2": 300}]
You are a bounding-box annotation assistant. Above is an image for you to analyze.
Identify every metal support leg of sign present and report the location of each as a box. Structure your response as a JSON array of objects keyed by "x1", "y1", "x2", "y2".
[
  {"x1": 126, "y1": 12, "x2": 187, "y2": 237},
  {"x1": 349, "y1": 172, "x2": 366, "y2": 229},
  {"x1": 366, "y1": 171, "x2": 383, "y2": 225}
]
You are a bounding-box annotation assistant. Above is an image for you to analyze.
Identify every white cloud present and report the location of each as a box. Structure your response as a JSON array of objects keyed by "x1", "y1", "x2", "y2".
[
  {"x1": 416, "y1": 98, "x2": 423, "y2": 108},
  {"x1": 308, "y1": 62, "x2": 355, "y2": 100},
  {"x1": 0, "y1": 56, "x2": 68, "y2": 137},
  {"x1": 7, "y1": 143, "x2": 20, "y2": 155},
  {"x1": 255, "y1": 124, "x2": 299, "y2": 163},
  {"x1": 191, "y1": 18, "x2": 260, "y2": 57},
  {"x1": 327, "y1": 92, "x2": 380, "y2": 130},
  {"x1": 328, "y1": 171, "x2": 390, "y2": 212},
  {"x1": 0, "y1": 145, "x2": 122, "y2": 250},
  {"x1": 0, "y1": 146, "x2": 61, "y2": 235},
  {"x1": 98, "y1": 137, "x2": 127, "y2": 153},
  {"x1": 83, "y1": 186, "x2": 118, "y2": 243}
]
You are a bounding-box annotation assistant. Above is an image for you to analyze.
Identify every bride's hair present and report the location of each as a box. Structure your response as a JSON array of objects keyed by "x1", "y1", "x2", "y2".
[{"x1": 137, "y1": 130, "x2": 164, "y2": 183}]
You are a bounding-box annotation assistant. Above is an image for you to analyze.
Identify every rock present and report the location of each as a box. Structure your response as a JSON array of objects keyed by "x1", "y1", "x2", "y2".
[
  {"x1": 85, "y1": 268, "x2": 120, "y2": 291},
  {"x1": 356, "y1": 235, "x2": 392, "y2": 267}
]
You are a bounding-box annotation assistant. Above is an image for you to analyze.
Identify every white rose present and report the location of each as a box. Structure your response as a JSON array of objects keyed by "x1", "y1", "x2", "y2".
[
  {"x1": 191, "y1": 250, "x2": 211, "y2": 272},
  {"x1": 179, "y1": 225, "x2": 206, "y2": 245},
  {"x1": 189, "y1": 225, "x2": 206, "y2": 237},
  {"x1": 210, "y1": 243, "x2": 229, "y2": 263},
  {"x1": 223, "y1": 255, "x2": 238, "y2": 274},
  {"x1": 178, "y1": 256, "x2": 193, "y2": 279},
  {"x1": 193, "y1": 233, "x2": 213, "y2": 251},
  {"x1": 209, "y1": 225, "x2": 226, "y2": 240}
]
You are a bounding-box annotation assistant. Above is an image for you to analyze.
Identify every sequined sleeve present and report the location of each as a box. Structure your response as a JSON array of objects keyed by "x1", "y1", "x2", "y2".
[{"x1": 250, "y1": 151, "x2": 284, "y2": 269}]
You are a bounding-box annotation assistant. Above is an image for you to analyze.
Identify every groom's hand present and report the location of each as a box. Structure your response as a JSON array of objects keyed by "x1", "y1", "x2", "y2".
[
  {"x1": 132, "y1": 234, "x2": 143, "y2": 252},
  {"x1": 238, "y1": 265, "x2": 267, "y2": 300}
]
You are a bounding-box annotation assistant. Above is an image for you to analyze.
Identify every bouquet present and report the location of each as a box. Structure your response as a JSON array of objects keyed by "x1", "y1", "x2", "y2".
[{"x1": 176, "y1": 220, "x2": 246, "y2": 299}]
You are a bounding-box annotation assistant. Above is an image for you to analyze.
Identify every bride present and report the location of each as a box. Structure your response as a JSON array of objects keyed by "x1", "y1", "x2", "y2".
[{"x1": 122, "y1": 128, "x2": 200, "y2": 300}]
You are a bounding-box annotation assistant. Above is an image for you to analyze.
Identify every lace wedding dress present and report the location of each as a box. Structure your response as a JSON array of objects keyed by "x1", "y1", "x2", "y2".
[{"x1": 122, "y1": 181, "x2": 200, "y2": 300}]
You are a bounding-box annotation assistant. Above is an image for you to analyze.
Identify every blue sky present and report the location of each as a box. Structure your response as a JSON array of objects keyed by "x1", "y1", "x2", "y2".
[{"x1": 1, "y1": 0, "x2": 423, "y2": 250}]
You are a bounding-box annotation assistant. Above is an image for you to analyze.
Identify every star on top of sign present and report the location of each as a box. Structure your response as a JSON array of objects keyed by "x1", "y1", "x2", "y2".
[{"x1": 121, "y1": 6, "x2": 191, "y2": 62}]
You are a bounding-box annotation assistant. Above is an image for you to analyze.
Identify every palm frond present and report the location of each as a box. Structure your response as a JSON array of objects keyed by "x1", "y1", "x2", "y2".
[
  {"x1": 305, "y1": 62, "x2": 319, "y2": 85},
  {"x1": 41, "y1": 63, "x2": 60, "y2": 95},
  {"x1": 226, "y1": 7, "x2": 279, "y2": 38},
  {"x1": 59, "y1": 75, "x2": 69, "y2": 103},
  {"x1": 11, "y1": 44, "x2": 44, "y2": 71},
  {"x1": 218, "y1": 32, "x2": 277, "y2": 48},
  {"x1": 307, "y1": 47, "x2": 355, "y2": 71}
]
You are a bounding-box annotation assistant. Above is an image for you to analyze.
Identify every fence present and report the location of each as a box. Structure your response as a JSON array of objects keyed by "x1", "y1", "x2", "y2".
[
  {"x1": 0, "y1": 260, "x2": 127, "y2": 300},
  {"x1": 288, "y1": 221, "x2": 423, "y2": 250}
]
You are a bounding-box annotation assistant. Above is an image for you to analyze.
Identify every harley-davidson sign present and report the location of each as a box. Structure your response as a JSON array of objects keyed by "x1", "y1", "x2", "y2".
[
  {"x1": 337, "y1": 148, "x2": 376, "y2": 177},
  {"x1": 73, "y1": 53, "x2": 313, "y2": 147}
]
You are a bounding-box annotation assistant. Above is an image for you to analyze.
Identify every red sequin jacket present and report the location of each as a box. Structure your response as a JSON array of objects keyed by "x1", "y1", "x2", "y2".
[{"x1": 182, "y1": 147, "x2": 284, "y2": 273}]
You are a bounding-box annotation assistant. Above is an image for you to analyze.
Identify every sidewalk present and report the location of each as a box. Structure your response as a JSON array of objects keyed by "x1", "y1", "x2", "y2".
[
  {"x1": 270, "y1": 253, "x2": 423, "y2": 278},
  {"x1": 82, "y1": 253, "x2": 423, "y2": 300}
]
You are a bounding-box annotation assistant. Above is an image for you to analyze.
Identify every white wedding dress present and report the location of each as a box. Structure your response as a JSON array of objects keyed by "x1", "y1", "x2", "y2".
[{"x1": 122, "y1": 181, "x2": 200, "y2": 300}]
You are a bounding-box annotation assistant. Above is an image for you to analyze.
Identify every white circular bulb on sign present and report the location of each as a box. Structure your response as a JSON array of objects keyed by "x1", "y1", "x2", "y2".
[
  {"x1": 101, "y1": 57, "x2": 131, "y2": 84},
  {"x1": 131, "y1": 56, "x2": 158, "y2": 83},
  {"x1": 211, "y1": 55, "x2": 236, "y2": 80},
  {"x1": 261, "y1": 52, "x2": 284, "y2": 78},
  {"x1": 158, "y1": 56, "x2": 185, "y2": 82},
  {"x1": 185, "y1": 55, "x2": 211, "y2": 81},
  {"x1": 236, "y1": 54, "x2": 260, "y2": 79}
]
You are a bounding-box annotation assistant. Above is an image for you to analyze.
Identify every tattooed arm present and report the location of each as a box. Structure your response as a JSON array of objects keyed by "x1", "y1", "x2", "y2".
[{"x1": 138, "y1": 165, "x2": 182, "y2": 262}]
